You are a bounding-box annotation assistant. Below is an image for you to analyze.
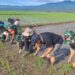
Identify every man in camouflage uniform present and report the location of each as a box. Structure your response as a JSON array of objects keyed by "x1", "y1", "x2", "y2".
[{"x1": 64, "y1": 30, "x2": 75, "y2": 67}]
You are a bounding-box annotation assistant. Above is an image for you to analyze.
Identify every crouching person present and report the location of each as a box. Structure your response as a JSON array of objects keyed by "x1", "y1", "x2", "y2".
[
  {"x1": 64, "y1": 30, "x2": 75, "y2": 68},
  {"x1": 19, "y1": 26, "x2": 35, "y2": 54},
  {"x1": 31, "y1": 32, "x2": 63, "y2": 64},
  {"x1": 1, "y1": 29, "x2": 9, "y2": 42}
]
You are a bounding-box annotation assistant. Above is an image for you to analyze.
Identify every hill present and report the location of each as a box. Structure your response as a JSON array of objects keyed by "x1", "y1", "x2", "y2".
[{"x1": 0, "y1": 1, "x2": 75, "y2": 12}]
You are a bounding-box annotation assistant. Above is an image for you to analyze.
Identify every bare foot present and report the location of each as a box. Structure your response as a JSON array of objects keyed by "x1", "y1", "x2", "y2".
[
  {"x1": 72, "y1": 63, "x2": 75, "y2": 68},
  {"x1": 50, "y1": 56, "x2": 56, "y2": 65},
  {"x1": 68, "y1": 59, "x2": 71, "y2": 63}
]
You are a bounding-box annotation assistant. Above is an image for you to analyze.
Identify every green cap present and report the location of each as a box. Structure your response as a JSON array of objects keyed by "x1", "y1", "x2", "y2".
[{"x1": 64, "y1": 30, "x2": 75, "y2": 44}]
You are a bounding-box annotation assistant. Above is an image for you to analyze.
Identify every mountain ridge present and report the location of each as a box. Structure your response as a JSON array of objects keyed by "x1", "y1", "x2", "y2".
[{"x1": 0, "y1": 1, "x2": 75, "y2": 12}]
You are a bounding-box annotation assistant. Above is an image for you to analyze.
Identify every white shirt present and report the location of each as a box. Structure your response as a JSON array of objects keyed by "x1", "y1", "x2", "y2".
[{"x1": 14, "y1": 21, "x2": 19, "y2": 26}]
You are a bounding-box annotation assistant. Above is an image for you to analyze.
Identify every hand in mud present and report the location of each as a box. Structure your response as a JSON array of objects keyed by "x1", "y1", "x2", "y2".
[
  {"x1": 34, "y1": 52, "x2": 37, "y2": 56},
  {"x1": 40, "y1": 55, "x2": 44, "y2": 58},
  {"x1": 19, "y1": 49, "x2": 22, "y2": 54}
]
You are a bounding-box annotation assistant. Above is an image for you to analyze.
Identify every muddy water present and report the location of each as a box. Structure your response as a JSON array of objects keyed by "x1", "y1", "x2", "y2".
[{"x1": 1, "y1": 23, "x2": 75, "y2": 75}]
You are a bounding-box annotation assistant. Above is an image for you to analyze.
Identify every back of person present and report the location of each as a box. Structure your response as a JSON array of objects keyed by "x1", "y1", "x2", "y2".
[
  {"x1": 0, "y1": 21, "x2": 4, "y2": 26},
  {"x1": 14, "y1": 18, "x2": 20, "y2": 26},
  {"x1": 30, "y1": 32, "x2": 63, "y2": 54},
  {"x1": 8, "y1": 18, "x2": 15, "y2": 25},
  {"x1": 40, "y1": 32, "x2": 63, "y2": 47},
  {"x1": 0, "y1": 21, "x2": 5, "y2": 33},
  {"x1": 10, "y1": 25, "x2": 17, "y2": 34}
]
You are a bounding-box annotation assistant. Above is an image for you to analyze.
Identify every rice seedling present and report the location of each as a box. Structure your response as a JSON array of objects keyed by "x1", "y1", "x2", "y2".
[{"x1": 35, "y1": 58, "x2": 45, "y2": 67}]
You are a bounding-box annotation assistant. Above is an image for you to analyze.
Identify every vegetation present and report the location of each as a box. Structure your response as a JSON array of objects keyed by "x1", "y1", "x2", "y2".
[
  {"x1": 0, "y1": 41, "x2": 74, "y2": 75},
  {"x1": 0, "y1": 11, "x2": 75, "y2": 75},
  {"x1": 0, "y1": 11, "x2": 75, "y2": 25}
]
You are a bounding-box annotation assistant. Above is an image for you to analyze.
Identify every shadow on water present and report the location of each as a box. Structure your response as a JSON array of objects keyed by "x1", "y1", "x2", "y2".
[{"x1": 54, "y1": 48, "x2": 70, "y2": 64}]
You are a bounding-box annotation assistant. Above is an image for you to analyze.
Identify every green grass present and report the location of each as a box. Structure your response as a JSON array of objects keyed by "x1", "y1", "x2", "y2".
[{"x1": 0, "y1": 11, "x2": 75, "y2": 25}]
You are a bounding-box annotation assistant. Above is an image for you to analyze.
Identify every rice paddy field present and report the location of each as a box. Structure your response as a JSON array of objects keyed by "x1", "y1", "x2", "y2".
[
  {"x1": 0, "y1": 11, "x2": 75, "y2": 25},
  {"x1": 0, "y1": 11, "x2": 75, "y2": 75},
  {"x1": 0, "y1": 22, "x2": 75, "y2": 75}
]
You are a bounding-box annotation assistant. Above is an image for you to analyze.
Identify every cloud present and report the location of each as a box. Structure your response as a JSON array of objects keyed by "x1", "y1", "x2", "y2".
[
  {"x1": 0, "y1": 0, "x2": 65, "y2": 3},
  {"x1": 33, "y1": 0, "x2": 64, "y2": 2},
  {"x1": 0, "y1": 0, "x2": 75, "y2": 6}
]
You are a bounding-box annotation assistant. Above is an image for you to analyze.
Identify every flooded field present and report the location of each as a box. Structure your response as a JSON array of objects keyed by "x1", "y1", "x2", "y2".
[{"x1": 0, "y1": 22, "x2": 75, "y2": 75}]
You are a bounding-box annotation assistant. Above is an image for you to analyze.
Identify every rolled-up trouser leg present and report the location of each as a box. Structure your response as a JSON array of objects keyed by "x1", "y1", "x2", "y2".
[{"x1": 68, "y1": 48, "x2": 75, "y2": 63}]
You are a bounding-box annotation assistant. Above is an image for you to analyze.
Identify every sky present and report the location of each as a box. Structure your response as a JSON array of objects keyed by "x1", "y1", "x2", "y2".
[{"x1": 0, "y1": 0, "x2": 75, "y2": 6}]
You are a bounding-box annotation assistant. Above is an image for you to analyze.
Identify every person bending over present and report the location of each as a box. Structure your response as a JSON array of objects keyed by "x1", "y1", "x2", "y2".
[{"x1": 31, "y1": 32, "x2": 63, "y2": 64}]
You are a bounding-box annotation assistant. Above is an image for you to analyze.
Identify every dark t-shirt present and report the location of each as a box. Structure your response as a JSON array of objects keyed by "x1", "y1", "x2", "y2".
[
  {"x1": 30, "y1": 32, "x2": 63, "y2": 48},
  {"x1": 19, "y1": 35, "x2": 31, "y2": 49},
  {"x1": 39, "y1": 32, "x2": 63, "y2": 47}
]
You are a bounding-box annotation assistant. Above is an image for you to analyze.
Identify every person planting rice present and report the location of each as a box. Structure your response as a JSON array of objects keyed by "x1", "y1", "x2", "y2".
[
  {"x1": 14, "y1": 18, "x2": 20, "y2": 26},
  {"x1": 8, "y1": 25, "x2": 18, "y2": 44},
  {"x1": 0, "y1": 21, "x2": 5, "y2": 34},
  {"x1": 8, "y1": 18, "x2": 15, "y2": 25},
  {"x1": 1, "y1": 29, "x2": 9, "y2": 42},
  {"x1": 64, "y1": 30, "x2": 75, "y2": 68},
  {"x1": 8, "y1": 18, "x2": 20, "y2": 27},
  {"x1": 19, "y1": 26, "x2": 35, "y2": 54},
  {"x1": 30, "y1": 32, "x2": 63, "y2": 64}
]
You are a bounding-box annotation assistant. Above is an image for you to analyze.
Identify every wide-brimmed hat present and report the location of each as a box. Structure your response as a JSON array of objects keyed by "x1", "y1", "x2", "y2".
[{"x1": 22, "y1": 27, "x2": 34, "y2": 36}]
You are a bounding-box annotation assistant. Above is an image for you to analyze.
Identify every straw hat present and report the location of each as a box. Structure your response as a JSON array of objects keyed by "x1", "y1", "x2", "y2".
[{"x1": 22, "y1": 27, "x2": 34, "y2": 36}]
